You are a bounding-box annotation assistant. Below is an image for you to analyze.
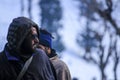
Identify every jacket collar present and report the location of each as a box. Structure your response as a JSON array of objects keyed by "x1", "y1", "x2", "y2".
[
  {"x1": 47, "y1": 49, "x2": 57, "y2": 58},
  {"x1": 4, "y1": 44, "x2": 19, "y2": 61}
]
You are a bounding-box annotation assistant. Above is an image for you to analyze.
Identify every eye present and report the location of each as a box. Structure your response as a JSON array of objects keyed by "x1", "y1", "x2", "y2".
[{"x1": 31, "y1": 34, "x2": 38, "y2": 39}]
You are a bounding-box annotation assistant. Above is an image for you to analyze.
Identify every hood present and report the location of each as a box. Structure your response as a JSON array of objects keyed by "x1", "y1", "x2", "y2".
[{"x1": 7, "y1": 17, "x2": 39, "y2": 53}]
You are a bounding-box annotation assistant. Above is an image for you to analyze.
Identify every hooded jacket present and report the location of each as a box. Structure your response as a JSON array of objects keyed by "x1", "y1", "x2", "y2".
[
  {"x1": 0, "y1": 17, "x2": 56, "y2": 80},
  {"x1": 7, "y1": 17, "x2": 39, "y2": 54}
]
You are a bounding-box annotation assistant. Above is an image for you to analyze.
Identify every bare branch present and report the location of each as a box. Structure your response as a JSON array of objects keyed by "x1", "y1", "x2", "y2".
[{"x1": 104, "y1": 34, "x2": 112, "y2": 66}]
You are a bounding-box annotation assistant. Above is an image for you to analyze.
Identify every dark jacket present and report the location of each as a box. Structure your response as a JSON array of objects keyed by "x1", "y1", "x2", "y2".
[
  {"x1": 48, "y1": 49, "x2": 71, "y2": 80},
  {"x1": 0, "y1": 47, "x2": 56, "y2": 80}
]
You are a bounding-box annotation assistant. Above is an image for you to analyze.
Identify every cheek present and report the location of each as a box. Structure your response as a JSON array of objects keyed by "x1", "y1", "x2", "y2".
[
  {"x1": 42, "y1": 47, "x2": 46, "y2": 51},
  {"x1": 25, "y1": 39, "x2": 34, "y2": 50},
  {"x1": 38, "y1": 45, "x2": 45, "y2": 50},
  {"x1": 32, "y1": 40, "x2": 35, "y2": 45}
]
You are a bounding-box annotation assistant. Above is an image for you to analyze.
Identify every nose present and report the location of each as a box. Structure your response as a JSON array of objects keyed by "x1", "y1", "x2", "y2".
[
  {"x1": 31, "y1": 34, "x2": 39, "y2": 43},
  {"x1": 34, "y1": 37, "x2": 39, "y2": 43}
]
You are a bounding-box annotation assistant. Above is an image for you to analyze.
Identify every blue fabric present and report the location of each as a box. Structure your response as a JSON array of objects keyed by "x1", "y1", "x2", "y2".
[
  {"x1": 5, "y1": 48, "x2": 35, "y2": 61},
  {"x1": 39, "y1": 33, "x2": 52, "y2": 48},
  {"x1": 5, "y1": 49, "x2": 19, "y2": 61}
]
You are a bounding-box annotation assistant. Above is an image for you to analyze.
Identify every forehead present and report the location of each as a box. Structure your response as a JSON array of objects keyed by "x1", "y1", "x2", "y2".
[{"x1": 31, "y1": 27, "x2": 37, "y2": 34}]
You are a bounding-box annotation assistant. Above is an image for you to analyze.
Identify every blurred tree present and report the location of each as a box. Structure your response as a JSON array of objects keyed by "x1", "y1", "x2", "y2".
[
  {"x1": 21, "y1": 0, "x2": 32, "y2": 19},
  {"x1": 39, "y1": 0, "x2": 65, "y2": 52},
  {"x1": 21, "y1": 0, "x2": 24, "y2": 16},
  {"x1": 28, "y1": 0, "x2": 32, "y2": 19},
  {"x1": 77, "y1": 0, "x2": 120, "y2": 80},
  {"x1": 77, "y1": 20, "x2": 99, "y2": 53},
  {"x1": 112, "y1": 36, "x2": 120, "y2": 80}
]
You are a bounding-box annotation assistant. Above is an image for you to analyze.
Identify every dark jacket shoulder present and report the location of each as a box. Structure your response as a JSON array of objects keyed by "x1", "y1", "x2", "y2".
[{"x1": 0, "y1": 51, "x2": 18, "y2": 80}]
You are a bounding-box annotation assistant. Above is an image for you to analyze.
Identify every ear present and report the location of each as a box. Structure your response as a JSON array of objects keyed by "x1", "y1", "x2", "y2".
[
  {"x1": 45, "y1": 47, "x2": 51, "y2": 54},
  {"x1": 45, "y1": 46, "x2": 49, "y2": 50}
]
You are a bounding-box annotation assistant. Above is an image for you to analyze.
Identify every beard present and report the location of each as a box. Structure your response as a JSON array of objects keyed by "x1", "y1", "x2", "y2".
[
  {"x1": 20, "y1": 42, "x2": 36, "y2": 55},
  {"x1": 19, "y1": 43, "x2": 37, "y2": 61},
  {"x1": 33, "y1": 43, "x2": 39, "y2": 50}
]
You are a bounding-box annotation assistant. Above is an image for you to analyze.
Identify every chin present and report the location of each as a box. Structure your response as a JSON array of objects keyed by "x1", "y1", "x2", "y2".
[{"x1": 33, "y1": 45, "x2": 36, "y2": 49}]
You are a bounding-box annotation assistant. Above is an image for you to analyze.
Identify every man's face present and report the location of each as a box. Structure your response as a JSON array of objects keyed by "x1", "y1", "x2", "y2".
[
  {"x1": 38, "y1": 44, "x2": 46, "y2": 51},
  {"x1": 31, "y1": 27, "x2": 39, "y2": 49},
  {"x1": 38, "y1": 44, "x2": 51, "y2": 55},
  {"x1": 21, "y1": 27, "x2": 39, "y2": 54}
]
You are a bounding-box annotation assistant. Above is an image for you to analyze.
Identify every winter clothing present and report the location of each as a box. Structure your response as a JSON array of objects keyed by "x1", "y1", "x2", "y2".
[
  {"x1": 48, "y1": 49, "x2": 72, "y2": 80},
  {"x1": 0, "y1": 48, "x2": 56, "y2": 80},
  {"x1": 39, "y1": 29, "x2": 71, "y2": 80},
  {"x1": 0, "y1": 17, "x2": 56, "y2": 80},
  {"x1": 39, "y1": 29, "x2": 53, "y2": 48},
  {"x1": 7, "y1": 17, "x2": 39, "y2": 52}
]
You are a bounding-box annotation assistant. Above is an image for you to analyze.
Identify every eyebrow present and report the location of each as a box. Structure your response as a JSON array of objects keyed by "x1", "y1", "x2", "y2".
[
  {"x1": 31, "y1": 27, "x2": 37, "y2": 31},
  {"x1": 31, "y1": 34, "x2": 38, "y2": 39}
]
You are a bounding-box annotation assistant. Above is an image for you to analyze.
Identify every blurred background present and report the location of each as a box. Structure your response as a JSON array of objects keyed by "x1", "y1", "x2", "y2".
[{"x1": 0, "y1": 0, "x2": 120, "y2": 80}]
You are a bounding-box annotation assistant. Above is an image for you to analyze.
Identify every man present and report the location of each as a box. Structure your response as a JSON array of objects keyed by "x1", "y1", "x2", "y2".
[
  {"x1": 38, "y1": 29, "x2": 71, "y2": 80},
  {"x1": 0, "y1": 17, "x2": 56, "y2": 80}
]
